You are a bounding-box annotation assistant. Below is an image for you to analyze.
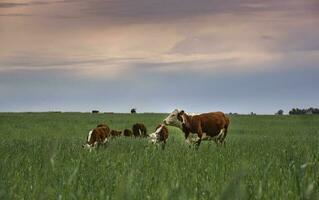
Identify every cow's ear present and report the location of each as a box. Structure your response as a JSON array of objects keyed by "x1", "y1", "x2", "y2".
[{"x1": 179, "y1": 110, "x2": 184, "y2": 115}]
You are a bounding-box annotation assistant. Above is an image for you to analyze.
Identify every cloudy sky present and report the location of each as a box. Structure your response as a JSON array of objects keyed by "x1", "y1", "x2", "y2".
[{"x1": 0, "y1": 0, "x2": 318, "y2": 113}]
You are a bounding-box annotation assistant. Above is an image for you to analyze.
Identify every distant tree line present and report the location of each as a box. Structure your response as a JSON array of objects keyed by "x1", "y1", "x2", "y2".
[{"x1": 288, "y1": 107, "x2": 319, "y2": 115}]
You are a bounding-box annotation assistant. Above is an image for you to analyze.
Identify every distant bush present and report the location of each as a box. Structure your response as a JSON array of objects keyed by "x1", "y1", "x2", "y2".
[
  {"x1": 92, "y1": 110, "x2": 99, "y2": 114},
  {"x1": 131, "y1": 108, "x2": 137, "y2": 114},
  {"x1": 276, "y1": 109, "x2": 284, "y2": 115}
]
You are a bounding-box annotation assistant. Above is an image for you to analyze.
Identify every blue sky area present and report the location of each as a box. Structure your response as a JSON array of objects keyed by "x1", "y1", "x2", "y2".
[{"x1": 0, "y1": 0, "x2": 318, "y2": 114}]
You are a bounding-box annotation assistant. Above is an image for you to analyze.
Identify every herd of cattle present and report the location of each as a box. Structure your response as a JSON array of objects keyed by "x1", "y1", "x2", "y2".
[{"x1": 82, "y1": 109, "x2": 230, "y2": 150}]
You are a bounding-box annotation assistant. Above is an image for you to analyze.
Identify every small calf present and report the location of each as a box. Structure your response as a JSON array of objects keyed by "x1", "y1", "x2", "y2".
[
  {"x1": 82, "y1": 125, "x2": 111, "y2": 150},
  {"x1": 110, "y1": 130, "x2": 122, "y2": 137},
  {"x1": 123, "y1": 129, "x2": 133, "y2": 137},
  {"x1": 149, "y1": 124, "x2": 169, "y2": 144}
]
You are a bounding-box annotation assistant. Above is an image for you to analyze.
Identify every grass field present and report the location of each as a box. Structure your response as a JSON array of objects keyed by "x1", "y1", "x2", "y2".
[{"x1": 0, "y1": 112, "x2": 318, "y2": 200}]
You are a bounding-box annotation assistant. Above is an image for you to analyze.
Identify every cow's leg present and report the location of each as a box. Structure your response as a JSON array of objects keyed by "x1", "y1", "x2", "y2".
[
  {"x1": 221, "y1": 128, "x2": 227, "y2": 147},
  {"x1": 212, "y1": 137, "x2": 219, "y2": 145},
  {"x1": 102, "y1": 137, "x2": 108, "y2": 144},
  {"x1": 139, "y1": 129, "x2": 142, "y2": 137},
  {"x1": 195, "y1": 129, "x2": 203, "y2": 149},
  {"x1": 218, "y1": 127, "x2": 228, "y2": 147},
  {"x1": 184, "y1": 131, "x2": 191, "y2": 145},
  {"x1": 161, "y1": 141, "x2": 166, "y2": 150},
  {"x1": 215, "y1": 128, "x2": 226, "y2": 147},
  {"x1": 89, "y1": 141, "x2": 98, "y2": 152}
]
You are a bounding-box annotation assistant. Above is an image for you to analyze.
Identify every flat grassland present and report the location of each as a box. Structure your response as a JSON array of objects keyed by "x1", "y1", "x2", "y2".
[{"x1": 0, "y1": 113, "x2": 318, "y2": 200}]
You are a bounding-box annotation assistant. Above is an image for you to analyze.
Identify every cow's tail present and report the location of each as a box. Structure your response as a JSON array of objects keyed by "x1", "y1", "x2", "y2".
[{"x1": 220, "y1": 117, "x2": 230, "y2": 146}]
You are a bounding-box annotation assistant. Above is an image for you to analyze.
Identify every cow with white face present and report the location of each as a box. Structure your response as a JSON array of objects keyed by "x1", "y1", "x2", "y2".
[
  {"x1": 149, "y1": 124, "x2": 169, "y2": 144},
  {"x1": 163, "y1": 109, "x2": 184, "y2": 129},
  {"x1": 149, "y1": 124, "x2": 169, "y2": 150},
  {"x1": 163, "y1": 109, "x2": 230, "y2": 147},
  {"x1": 82, "y1": 124, "x2": 111, "y2": 151}
]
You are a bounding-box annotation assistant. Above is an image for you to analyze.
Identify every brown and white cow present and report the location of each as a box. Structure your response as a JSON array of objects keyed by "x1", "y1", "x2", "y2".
[
  {"x1": 82, "y1": 124, "x2": 111, "y2": 150},
  {"x1": 163, "y1": 109, "x2": 230, "y2": 147},
  {"x1": 149, "y1": 124, "x2": 169, "y2": 144},
  {"x1": 132, "y1": 123, "x2": 148, "y2": 137}
]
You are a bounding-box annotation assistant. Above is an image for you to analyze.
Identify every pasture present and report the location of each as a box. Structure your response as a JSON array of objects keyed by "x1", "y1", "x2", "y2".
[{"x1": 0, "y1": 112, "x2": 318, "y2": 199}]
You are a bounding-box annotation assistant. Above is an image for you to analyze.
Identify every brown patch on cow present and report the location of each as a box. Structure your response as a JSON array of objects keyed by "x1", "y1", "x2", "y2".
[
  {"x1": 181, "y1": 111, "x2": 230, "y2": 147},
  {"x1": 155, "y1": 124, "x2": 169, "y2": 144},
  {"x1": 132, "y1": 123, "x2": 147, "y2": 137},
  {"x1": 123, "y1": 129, "x2": 133, "y2": 137},
  {"x1": 110, "y1": 130, "x2": 122, "y2": 137}
]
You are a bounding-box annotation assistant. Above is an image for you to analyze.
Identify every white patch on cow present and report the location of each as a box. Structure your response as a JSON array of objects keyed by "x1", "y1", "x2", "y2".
[
  {"x1": 149, "y1": 132, "x2": 156, "y2": 140},
  {"x1": 150, "y1": 134, "x2": 157, "y2": 143},
  {"x1": 93, "y1": 141, "x2": 98, "y2": 148},
  {"x1": 83, "y1": 143, "x2": 95, "y2": 152},
  {"x1": 181, "y1": 114, "x2": 186, "y2": 124},
  {"x1": 102, "y1": 137, "x2": 108, "y2": 144},
  {"x1": 87, "y1": 130, "x2": 93, "y2": 142},
  {"x1": 155, "y1": 125, "x2": 163, "y2": 134},
  {"x1": 201, "y1": 132, "x2": 207, "y2": 140},
  {"x1": 217, "y1": 128, "x2": 225, "y2": 140}
]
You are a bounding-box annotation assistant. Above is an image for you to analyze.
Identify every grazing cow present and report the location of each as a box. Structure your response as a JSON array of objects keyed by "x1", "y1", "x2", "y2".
[
  {"x1": 82, "y1": 125, "x2": 111, "y2": 150},
  {"x1": 110, "y1": 130, "x2": 122, "y2": 137},
  {"x1": 132, "y1": 123, "x2": 148, "y2": 137},
  {"x1": 163, "y1": 109, "x2": 230, "y2": 147},
  {"x1": 123, "y1": 129, "x2": 133, "y2": 137},
  {"x1": 149, "y1": 124, "x2": 169, "y2": 144}
]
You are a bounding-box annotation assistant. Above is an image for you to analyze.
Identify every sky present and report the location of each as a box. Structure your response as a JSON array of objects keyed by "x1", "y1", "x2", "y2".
[{"x1": 0, "y1": 0, "x2": 318, "y2": 114}]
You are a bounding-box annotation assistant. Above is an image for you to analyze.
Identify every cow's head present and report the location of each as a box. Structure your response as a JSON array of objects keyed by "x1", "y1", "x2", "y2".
[
  {"x1": 149, "y1": 132, "x2": 158, "y2": 144},
  {"x1": 163, "y1": 109, "x2": 184, "y2": 129},
  {"x1": 149, "y1": 125, "x2": 163, "y2": 144}
]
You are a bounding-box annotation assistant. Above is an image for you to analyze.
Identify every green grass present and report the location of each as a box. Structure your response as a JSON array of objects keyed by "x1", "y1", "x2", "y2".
[{"x1": 0, "y1": 113, "x2": 318, "y2": 200}]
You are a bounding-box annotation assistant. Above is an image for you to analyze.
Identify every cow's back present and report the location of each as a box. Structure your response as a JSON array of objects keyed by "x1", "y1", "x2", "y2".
[
  {"x1": 194, "y1": 112, "x2": 229, "y2": 137},
  {"x1": 93, "y1": 126, "x2": 110, "y2": 141}
]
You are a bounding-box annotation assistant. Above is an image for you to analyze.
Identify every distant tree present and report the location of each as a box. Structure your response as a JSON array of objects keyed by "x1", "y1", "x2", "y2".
[
  {"x1": 276, "y1": 109, "x2": 284, "y2": 115},
  {"x1": 92, "y1": 110, "x2": 99, "y2": 114},
  {"x1": 131, "y1": 108, "x2": 137, "y2": 114},
  {"x1": 289, "y1": 107, "x2": 319, "y2": 115},
  {"x1": 313, "y1": 108, "x2": 319, "y2": 114}
]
